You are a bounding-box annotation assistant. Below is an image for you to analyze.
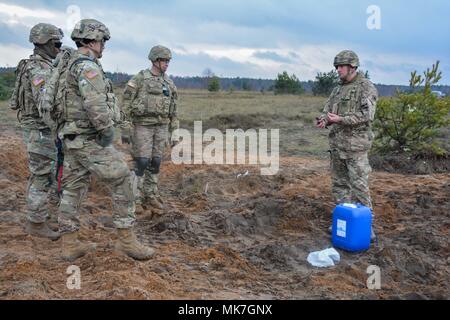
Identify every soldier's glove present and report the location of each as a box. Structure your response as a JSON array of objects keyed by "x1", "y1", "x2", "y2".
[
  {"x1": 121, "y1": 134, "x2": 131, "y2": 144},
  {"x1": 120, "y1": 122, "x2": 133, "y2": 145},
  {"x1": 96, "y1": 127, "x2": 115, "y2": 147}
]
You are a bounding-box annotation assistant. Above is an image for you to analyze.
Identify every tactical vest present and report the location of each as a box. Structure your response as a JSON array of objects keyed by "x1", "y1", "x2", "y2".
[
  {"x1": 328, "y1": 75, "x2": 374, "y2": 155},
  {"x1": 329, "y1": 77, "x2": 364, "y2": 116},
  {"x1": 63, "y1": 54, "x2": 95, "y2": 132},
  {"x1": 130, "y1": 70, "x2": 173, "y2": 119}
]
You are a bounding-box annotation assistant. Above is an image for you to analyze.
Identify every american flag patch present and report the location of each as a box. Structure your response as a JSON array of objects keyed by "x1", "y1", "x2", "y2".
[
  {"x1": 32, "y1": 77, "x2": 44, "y2": 87},
  {"x1": 85, "y1": 70, "x2": 99, "y2": 79}
]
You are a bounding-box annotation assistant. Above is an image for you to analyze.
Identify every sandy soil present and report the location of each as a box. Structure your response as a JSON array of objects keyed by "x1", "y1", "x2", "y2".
[{"x1": 0, "y1": 132, "x2": 449, "y2": 300}]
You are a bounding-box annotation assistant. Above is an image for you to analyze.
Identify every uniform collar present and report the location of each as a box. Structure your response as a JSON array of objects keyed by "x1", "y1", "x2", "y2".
[
  {"x1": 31, "y1": 50, "x2": 53, "y2": 64},
  {"x1": 76, "y1": 49, "x2": 97, "y2": 63},
  {"x1": 150, "y1": 68, "x2": 165, "y2": 78}
]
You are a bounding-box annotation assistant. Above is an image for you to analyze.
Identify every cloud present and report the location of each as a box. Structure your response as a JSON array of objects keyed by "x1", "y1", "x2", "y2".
[
  {"x1": 0, "y1": 43, "x2": 32, "y2": 67},
  {"x1": 101, "y1": 49, "x2": 148, "y2": 75},
  {"x1": 0, "y1": 2, "x2": 56, "y2": 19},
  {"x1": 252, "y1": 51, "x2": 294, "y2": 64},
  {"x1": 0, "y1": 0, "x2": 449, "y2": 84}
]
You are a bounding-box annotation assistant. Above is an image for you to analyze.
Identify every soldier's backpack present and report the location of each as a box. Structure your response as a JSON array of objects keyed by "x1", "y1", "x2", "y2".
[
  {"x1": 38, "y1": 47, "x2": 92, "y2": 134},
  {"x1": 10, "y1": 56, "x2": 50, "y2": 120}
]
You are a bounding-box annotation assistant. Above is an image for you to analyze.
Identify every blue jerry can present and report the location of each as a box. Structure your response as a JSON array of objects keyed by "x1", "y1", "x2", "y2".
[{"x1": 332, "y1": 203, "x2": 372, "y2": 252}]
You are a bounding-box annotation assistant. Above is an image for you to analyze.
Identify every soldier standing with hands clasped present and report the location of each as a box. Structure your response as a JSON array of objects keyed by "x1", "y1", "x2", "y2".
[{"x1": 316, "y1": 50, "x2": 378, "y2": 240}]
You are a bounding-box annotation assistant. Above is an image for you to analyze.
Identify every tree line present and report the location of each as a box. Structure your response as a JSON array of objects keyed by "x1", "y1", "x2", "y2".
[{"x1": 1, "y1": 66, "x2": 450, "y2": 97}]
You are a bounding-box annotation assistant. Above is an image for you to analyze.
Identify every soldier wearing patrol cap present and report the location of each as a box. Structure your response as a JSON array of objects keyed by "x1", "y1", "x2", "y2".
[
  {"x1": 316, "y1": 50, "x2": 379, "y2": 240},
  {"x1": 122, "y1": 45, "x2": 179, "y2": 218},
  {"x1": 10, "y1": 23, "x2": 64, "y2": 240}
]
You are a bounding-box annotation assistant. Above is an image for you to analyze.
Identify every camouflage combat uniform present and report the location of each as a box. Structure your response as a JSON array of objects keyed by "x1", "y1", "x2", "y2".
[
  {"x1": 57, "y1": 50, "x2": 136, "y2": 233},
  {"x1": 122, "y1": 46, "x2": 178, "y2": 208},
  {"x1": 10, "y1": 24, "x2": 63, "y2": 224},
  {"x1": 319, "y1": 52, "x2": 378, "y2": 209}
]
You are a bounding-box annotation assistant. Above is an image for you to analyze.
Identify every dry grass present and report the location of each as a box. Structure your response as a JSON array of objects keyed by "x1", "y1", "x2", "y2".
[
  {"x1": 0, "y1": 100, "x2": 21, "y2": 129},
  {"x1": 1, "y1": 90, "x2": 330, "y2": 157},
  {"x1": 177, "y1": 89, "x2": 325, "y2": 122}
]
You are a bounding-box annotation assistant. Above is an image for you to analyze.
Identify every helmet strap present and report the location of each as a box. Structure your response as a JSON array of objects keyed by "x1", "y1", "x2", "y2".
[
  {"x1": 152, "y1": 61, "x2": 164, "y2": 76},
  {"x1": 83, "y1": 41, "x2": 102, "y2": 59},
  {"x1": 346, "y1": 67, "x2": 358, "y2": 82}
]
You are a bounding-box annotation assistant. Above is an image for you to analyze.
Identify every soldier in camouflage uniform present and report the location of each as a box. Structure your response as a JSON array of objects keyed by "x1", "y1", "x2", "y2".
[
  {"x1": 56, "y1": 19, "x2": 154, "y2": 261},
  {"x1": 122, "y1": 45, "x2": 179, "y2": 217},
  {"x1": 316, "y1": 50, "x2": 378, "y2": 239},
  {"x1": 10, "y1": 23, "x2": 64, "y2": 240}
]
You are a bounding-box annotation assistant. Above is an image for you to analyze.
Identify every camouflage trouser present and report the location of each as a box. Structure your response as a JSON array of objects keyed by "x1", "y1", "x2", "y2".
[
  {"x1": 22, "y1": 128, "x2": 59, "y2": 223},
  {"x1": 58, "y1": 134, "x2": 135, "y2": 234},
  {"x1": 330, "y1": 150, "x2": 372, "y2": 209},
  {"x1": 132, "y1": 124, "x2": 168, "y2": 203}
]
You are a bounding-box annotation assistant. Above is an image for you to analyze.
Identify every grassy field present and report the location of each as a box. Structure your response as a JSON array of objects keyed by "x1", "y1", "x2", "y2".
[
  {"x1": 0, "y1": 100, "x2": 20, "y2": 131},
  {"x1": 178, "y1": 89, "x2": 324, "y2": 121},
  {"x1": 176, "y1": 90, "x2": 329, "y2": 157},
  {"x1": 0, "y1": 89, "x2": 330, "y2": 157}
]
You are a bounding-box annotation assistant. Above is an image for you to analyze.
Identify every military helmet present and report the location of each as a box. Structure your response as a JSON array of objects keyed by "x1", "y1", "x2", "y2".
[
  {"x1": 148, "y1": 45, "x2": 172, "y2": 62},
  {"x1": 71, "y1": 19, "x2": 110, "y2": 42},
  {"x1": 334, "y1": 50, "x2": 360, "y2": 68},
  {"x1": 29, "y1": 23, "x2": 64, "y2": 45}
]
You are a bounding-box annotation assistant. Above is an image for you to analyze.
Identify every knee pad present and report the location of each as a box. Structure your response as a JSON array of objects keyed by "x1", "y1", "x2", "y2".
[
  {"x1": 149, "y1": 156, "x2": 161, "y2": 174},
  {"x1": 135, "y1": 157, "x2": 150, "y2": 177}
]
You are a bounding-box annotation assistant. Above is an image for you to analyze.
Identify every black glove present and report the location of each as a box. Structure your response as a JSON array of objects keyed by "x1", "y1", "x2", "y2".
[
  {"x1": 96, "y1": 127, "x2": 115, "y2": 147},
  {"x1": 121, "y1": 134, "x2": 131, "y2": 144}
]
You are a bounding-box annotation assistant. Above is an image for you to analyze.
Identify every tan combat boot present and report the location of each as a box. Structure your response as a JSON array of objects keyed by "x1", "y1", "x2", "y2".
[
  {"x1": 61, "y1": 232, "x2": 97, "y2": 261},
  {"x1": 145, "y1": 196, "x2": 166, "y2": 217},
  {"x1": 135, "y1": 203, "x2": 145, "y2": 215},
  {"x1": 46, "y1": 214, "x2": 59, "y2": 232},
  {"x1": 115, "y1": 228, "x2": 155, "y2": 261},
  {"x1": 25, "y1": 221, "x2": 60, "y2": 241}
]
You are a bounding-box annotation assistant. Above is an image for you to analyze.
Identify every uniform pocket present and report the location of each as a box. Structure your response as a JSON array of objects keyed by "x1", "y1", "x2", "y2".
[
  {"x1": 63, "y1": 135, "x2": 85, "y2": 150},
  {"x1": 338, "y1": 96, "x2": 351, "y2": 114},
  {"x1": 147, "y1": 95, "x2": 170, "y2": 116},
  {"x1": 146, "y1": 82, "x2": 162, "y2": 95},
  {"x1": 106, "y1": 93, "x2": 121, "y2": 123}
]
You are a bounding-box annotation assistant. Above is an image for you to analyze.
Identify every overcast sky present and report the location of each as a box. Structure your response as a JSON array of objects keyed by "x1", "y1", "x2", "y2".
[{"x1": 0, "y1": 0, "x2": 449, "y2": 84}]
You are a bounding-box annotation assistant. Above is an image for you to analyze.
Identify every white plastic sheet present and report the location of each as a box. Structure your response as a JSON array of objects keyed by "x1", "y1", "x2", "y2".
[{"x1": 307, "y1": 248, "x2": 341, "y2": 267}]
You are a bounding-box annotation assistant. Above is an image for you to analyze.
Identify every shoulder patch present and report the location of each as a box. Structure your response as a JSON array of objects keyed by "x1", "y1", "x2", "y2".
[
  {"x1": 32, "y1": 77, "x2": 45, "y2": 87},
  {"x1": 85, "y1": 70, "x2": 99, "y2": 79},
  {"x1": 127, "y1": 80, "x2": 137, "y2": 88}
]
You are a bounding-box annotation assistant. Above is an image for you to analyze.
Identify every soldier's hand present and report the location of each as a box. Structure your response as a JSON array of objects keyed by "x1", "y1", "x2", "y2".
[
  {"x1": 316, "y1": 118, "x2": 327, "y2": 129},
  {"x1": 327, "y1": 113, "x2": 343, "y2": 124},
  {"x1": 96, "y1": 127, "x2": 115, "y2": 147}
]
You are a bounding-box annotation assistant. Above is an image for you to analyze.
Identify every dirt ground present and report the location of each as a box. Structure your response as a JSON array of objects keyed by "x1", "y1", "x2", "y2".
[{"x1": 0, "y1": 127, "x2": 448, "y2": 300}]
